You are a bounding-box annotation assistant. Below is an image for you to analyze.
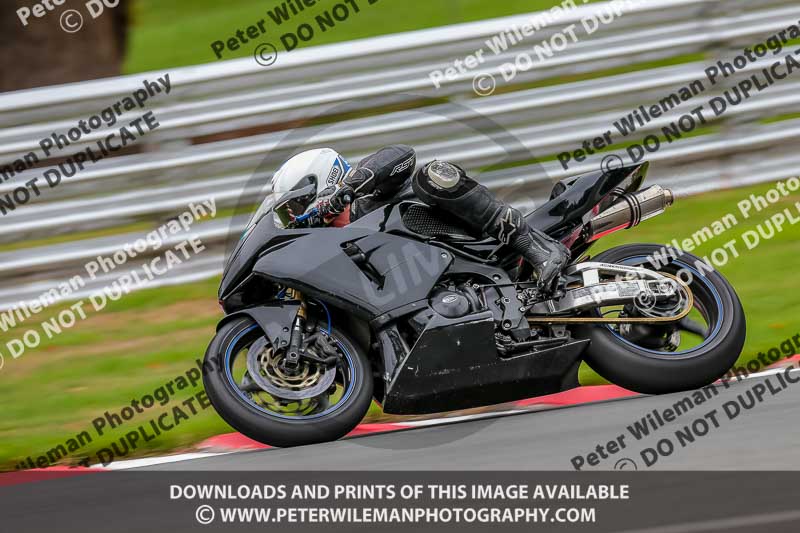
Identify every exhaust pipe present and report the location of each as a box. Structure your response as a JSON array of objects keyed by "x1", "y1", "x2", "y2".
[{"x1": 587, "y1": 185, "x2": 674, "y2": 241}]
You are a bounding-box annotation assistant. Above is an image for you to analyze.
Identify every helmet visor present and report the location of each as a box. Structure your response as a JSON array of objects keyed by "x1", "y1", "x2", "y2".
[{"x1": 248, "y1": 183, "x2": 318, "y2": 231}]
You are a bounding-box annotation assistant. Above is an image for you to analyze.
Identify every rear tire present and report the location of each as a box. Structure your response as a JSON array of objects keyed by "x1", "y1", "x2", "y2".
[
  {"x1": 203, "y1": 317, "x2": 373, "y2": 447},
  {"x1": 578, "y1": 244, "x2": 746, "y2": 394}
]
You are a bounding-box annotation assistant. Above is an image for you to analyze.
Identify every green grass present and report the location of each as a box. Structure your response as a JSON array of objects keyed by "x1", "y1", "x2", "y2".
[
  {"x1": 125, "y1": 0, "x2": 602, "y2": 73},
  {"x1": 1, "y1": 180, "x2": 798, "y2": 470}
]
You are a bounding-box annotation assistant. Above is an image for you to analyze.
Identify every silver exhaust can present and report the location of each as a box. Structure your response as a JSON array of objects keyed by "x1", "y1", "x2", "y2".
[{"x1": 587, "y1": 185, "x2": 674, "y2": 241}]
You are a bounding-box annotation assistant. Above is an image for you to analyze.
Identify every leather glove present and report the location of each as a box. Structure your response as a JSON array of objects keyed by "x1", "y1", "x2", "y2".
[{"x1": 316, "y1": 185, "x2": 355, "y2": 217}]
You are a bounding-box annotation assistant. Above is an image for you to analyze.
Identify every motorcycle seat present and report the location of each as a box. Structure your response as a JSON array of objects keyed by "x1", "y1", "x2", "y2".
[{"x1": 400, "y1": 203, "x2": 490, "y2": 243}]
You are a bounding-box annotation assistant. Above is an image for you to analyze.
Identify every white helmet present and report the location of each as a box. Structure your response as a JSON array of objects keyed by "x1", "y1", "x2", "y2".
[
  {"x1": 272, "y1": 148, "x2": 351, "y2": 196},
  {"x1": 248, "y1": 149, "x2": 351, "y2": 230}
]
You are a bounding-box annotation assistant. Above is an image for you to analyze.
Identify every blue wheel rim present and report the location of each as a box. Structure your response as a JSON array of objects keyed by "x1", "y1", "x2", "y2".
[
  {"x1": 605, "y1": 256, "x2": 724, "y2": 357},
  {"x1": 223, "y1": 324, "x2": 357, "y2": 420}
]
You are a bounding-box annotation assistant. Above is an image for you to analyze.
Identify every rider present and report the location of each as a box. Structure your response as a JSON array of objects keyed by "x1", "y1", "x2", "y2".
[{"x1": 271, "y1": 145, "x2": 570, "y2": 292}]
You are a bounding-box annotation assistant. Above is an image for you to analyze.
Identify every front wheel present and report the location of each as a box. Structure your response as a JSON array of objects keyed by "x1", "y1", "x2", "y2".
[
  {"x1": 578, "y1": 244, "x2": 746, "y2": 394},
  {"x1": 203, "y1": 317, "x2": 373, "y2": 447}
]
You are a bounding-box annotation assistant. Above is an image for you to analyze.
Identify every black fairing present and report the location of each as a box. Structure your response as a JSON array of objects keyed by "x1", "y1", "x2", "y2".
[
  {"x1": 251, "y1": 226, "x2": 453, "y2": 318},
  {"x1": 382, "y1": 310, "x2": 589, "y2": 414},
  {"x1": 218, "y1": 215, "x2": 292, "y2": 305},
  {"x1": 216, "y1": 303, "x2": 301, "y2": 345}
]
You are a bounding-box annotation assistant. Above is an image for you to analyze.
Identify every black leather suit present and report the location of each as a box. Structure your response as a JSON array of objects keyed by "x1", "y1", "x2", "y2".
[{"x1": 321, "y1": 145, "x2": 569, "y2": 291}]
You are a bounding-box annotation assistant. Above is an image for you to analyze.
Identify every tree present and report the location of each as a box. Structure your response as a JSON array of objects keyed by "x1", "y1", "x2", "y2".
[{"x1": 0, "y1": 0, "x2": 130, "y2": 92}]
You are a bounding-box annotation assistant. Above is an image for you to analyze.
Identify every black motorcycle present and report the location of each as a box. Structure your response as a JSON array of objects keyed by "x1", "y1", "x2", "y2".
[{"x1": 204, "y1": 162, "x2": 745, "y2": 447}]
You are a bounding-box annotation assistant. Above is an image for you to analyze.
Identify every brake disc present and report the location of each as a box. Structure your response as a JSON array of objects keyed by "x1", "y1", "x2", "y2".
[{"x1": 246, "y1": 336, "x2": 336, "y2": 400}]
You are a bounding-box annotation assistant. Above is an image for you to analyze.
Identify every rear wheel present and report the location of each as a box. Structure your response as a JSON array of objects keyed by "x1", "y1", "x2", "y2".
[
  {"x1": 578, "y1": 244, "x2": 746, "y2": 394},
  {"x1": 203, "y1": 317, "x2": 373, "y2": 447}
]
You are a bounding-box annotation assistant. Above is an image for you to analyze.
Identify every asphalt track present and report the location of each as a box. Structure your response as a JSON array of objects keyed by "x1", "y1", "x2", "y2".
[
  {"x1": 4, "y1": 369, "x2": 800, "y2": 533},
  {"x1": 143, "y1": 369, "x2": 800, "y2": 471}
]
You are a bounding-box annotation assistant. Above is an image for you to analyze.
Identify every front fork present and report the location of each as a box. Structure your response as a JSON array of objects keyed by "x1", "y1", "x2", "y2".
[
  {"x1": 284, "y1": 289, "x2": 306, "y2": 369},
  {"x1": 282, "y1": 290, "x2": 340, "y2": 368}
]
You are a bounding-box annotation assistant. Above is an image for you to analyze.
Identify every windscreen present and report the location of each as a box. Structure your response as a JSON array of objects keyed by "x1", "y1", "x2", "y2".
[{"x1": 245, "y1": 191, "x2": 280, "y2": 233}]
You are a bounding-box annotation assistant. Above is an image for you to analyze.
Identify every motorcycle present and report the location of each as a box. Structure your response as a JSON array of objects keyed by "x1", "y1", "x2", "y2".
[{"x1": 203, "y1": 162, "x2": 745, "y2": 447}]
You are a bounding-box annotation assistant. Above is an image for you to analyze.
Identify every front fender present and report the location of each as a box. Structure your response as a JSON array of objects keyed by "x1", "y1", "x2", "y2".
[{"x1": 216, "y1": 302, "x2": 301, "y2": 348}]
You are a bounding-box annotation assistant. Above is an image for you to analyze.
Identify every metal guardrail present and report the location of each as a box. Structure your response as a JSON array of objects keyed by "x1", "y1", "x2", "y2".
[{"x1": 0, "y1": 0, "x2": 798, "y2": 310}]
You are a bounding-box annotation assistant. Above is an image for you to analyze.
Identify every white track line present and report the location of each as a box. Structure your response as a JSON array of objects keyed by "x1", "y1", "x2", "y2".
[
  {"x1": 401, "y1": 410, "x2": 528, "y2": 427},
  {"x1": 93, "y1": 452, "x2": 234, "y2": 470},
  {"x1": 724, "y1": 366, "x2": 800, "y2": 381}
]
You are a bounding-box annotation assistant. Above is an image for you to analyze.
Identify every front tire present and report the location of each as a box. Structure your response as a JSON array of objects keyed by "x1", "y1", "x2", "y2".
[
  {"x1": 578, "y1": 244, "x2": 746, "y2": 394},
  {"x1": 203, "y1": 317, "x2": 373, "y2": 447}
]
